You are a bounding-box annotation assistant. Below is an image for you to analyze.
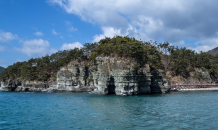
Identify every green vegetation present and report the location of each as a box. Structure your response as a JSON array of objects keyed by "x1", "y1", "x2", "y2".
[
  {"x1": 89, "y1": 36, "x2": 162, "y2": 70},
  {"x1": 167, "y1": 47, "x2": 218, "y2": 79},
  {"x1": 88, "y1": 76, "x2": 94, "y2": 82},
  {"x1": 0, "y1": 48, "x2": 87, "y2": 82},
  {"x1": 1, "y1": 36, "x2": 218, "y2": 82}
]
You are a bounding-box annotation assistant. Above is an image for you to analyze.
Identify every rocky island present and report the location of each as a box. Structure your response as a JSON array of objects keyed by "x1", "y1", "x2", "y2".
[
  {"x1": 1, "y1": 36, "x2": 218, "y2": 95},
  {"x1": 0, "y1": 56, "x2": 169, "y2": 96}
]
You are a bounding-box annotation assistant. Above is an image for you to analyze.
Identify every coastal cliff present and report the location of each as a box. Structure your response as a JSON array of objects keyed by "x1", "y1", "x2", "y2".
[
  {"x1": 1, "y1": 57, "x2": 170, "y2": 95},
  {"x1": 57, "y1": 57, "x2": 169, "y2": 95},
  {"x1": 0, "y1": 66, "x2": 5, "y2": 87},
  {"x1": 1, "y1": 36, "x2": 218, "y2": 94},
  {"x1": 0, "y1": 80, "x2": 50, "y2": 92}
]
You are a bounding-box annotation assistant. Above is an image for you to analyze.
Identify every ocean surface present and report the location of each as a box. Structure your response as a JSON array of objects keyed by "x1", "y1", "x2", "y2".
[{"x1": 0, "y1": 91, "x2": 218, "y2": 130}]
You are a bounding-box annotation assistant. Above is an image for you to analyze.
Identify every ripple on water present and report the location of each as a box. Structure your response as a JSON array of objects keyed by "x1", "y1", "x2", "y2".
[{"x1": 0, "y1": 91, "x2": 218, "y2": 129}]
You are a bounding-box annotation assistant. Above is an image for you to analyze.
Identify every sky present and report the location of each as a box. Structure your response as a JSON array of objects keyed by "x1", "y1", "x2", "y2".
[{"x1": 1, "y1": 0, "x2": 218, "y2": 67}]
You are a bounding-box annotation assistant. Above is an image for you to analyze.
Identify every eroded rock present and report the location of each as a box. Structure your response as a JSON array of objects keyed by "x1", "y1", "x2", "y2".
[
  {"x1": 56, "y1": 57, "x2": 170, "y2": 95},
  {"x1": 1, "y1": 57, "x2": 170, "y2": 95}
]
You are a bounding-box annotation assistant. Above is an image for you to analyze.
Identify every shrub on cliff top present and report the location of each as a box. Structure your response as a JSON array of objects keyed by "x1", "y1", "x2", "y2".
[
  {"x1": 89, "y1": 36, "x2": 162, "y2": 70},
  {"x1": 1, "y1": 35, "x2": 218, "y2": 82},
  {"x1": 0, "y1": 48, "x2": 86, "y2": 82}
]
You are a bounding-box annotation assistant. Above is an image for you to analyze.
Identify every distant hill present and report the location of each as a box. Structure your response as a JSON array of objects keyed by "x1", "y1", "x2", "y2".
[{"x1": 208, "y1": 47, "x2": 218, "y2": 56}]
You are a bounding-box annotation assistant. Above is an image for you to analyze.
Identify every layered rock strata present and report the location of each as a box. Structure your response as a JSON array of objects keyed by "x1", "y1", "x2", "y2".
[
  {"x1": 57, "y1": 63, "x2": 95, "y2": 92},
  {"x1": 1, "y1": 80, "x2": 50, "y2": 92},
  {"x1": 57, "y1": 57, "x2": 170, "y2": 95},
  {"x1": 150, "y1": 71, "x2": 169, "y2": 93},
  {"x1": 1, "y1": 57, "x2": 170, "y2": 95},
  {"x1": 0, "y1": 66, "x2": 5, "y2": 87}
]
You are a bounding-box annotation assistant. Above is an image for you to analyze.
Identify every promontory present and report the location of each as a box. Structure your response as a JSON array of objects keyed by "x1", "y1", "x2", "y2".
[{"x1": 1, "y1": 36, "x2": 217, "y2": 95}]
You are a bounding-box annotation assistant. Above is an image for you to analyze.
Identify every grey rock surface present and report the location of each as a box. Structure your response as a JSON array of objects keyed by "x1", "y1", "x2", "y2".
[
  {"x1": 56, "y1": 57, "x2": 170, "y2": 95},
  {"x1": 1, "y1": 57, "x2": 170, "y2": 95},
  {"x1": 1, "y1": 80, "x2": 50, "y2": 92},
  {"x1": 150, "y1": 71, "x2": 170, "y2": 93},
  {"x1": 0, "y1": 66, "x2": 5, "y2": 87}
]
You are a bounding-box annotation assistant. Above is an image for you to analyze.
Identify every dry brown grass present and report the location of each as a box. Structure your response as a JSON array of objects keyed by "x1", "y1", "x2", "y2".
[{"x1": 166, "y1": 70, "x2": 209, "y2": 85}]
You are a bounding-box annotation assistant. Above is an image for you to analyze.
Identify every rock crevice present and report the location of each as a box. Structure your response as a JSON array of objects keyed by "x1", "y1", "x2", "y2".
[
  {"x1": 56, "y1": 57, "x2": 170, "y2": 95},
  {"x1": 1, "y1": 57, "x2": 170, "y2": 95}
]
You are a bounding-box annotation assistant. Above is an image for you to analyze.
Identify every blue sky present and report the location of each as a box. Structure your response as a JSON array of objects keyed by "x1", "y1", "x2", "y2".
[{"x1": 1, "y1": 0, "x2": 218, "y2": 67}]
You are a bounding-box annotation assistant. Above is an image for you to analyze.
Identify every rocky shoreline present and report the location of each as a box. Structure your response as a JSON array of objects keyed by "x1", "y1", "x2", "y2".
[{"x1": 0, "y1": 57, "x2": 170, "y2": 96}]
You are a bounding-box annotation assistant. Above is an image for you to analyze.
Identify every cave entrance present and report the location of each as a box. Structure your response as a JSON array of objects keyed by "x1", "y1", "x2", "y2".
[{"x1": 107, "y1": 76, "x2": 116, "y2": 94}]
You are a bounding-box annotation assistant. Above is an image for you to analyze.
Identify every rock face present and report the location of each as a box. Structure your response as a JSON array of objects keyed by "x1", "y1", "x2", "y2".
[
  {"x1": 1, "y1": 81, "x2": 16, "y2": 91},
  {"x1": 57, "y1": 57, "x2": 170, "y2": 95},
  {"x1": 1, "y1": 80, "x2": 50, "y2": 92},
  {"x1": 15, "y1": 83, "x2": 49, "y2": 92},
  {"x1": 150, "y1": 71, "x2": 169, "y2": 93},
  {"x1": 57, "y1": 63, "x2": 95, "y2": 92},
  {"x1": 169, "y1": 68, "x2": 213, "y2": 87},
  {"x1": 1, "y1": 57, "x2": 170, "y2": 95},
  {"x1": 94, "y1": 57, "x2": 152, "y2": 95},
  {"x1": 0, "y1": 66, "x2": 5, "y2": 87}
]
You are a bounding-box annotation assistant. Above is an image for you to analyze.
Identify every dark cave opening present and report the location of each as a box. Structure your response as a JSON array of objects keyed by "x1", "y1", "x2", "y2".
[{"x1": 107, "y1": 76, "x2": 116, "y2": 94}]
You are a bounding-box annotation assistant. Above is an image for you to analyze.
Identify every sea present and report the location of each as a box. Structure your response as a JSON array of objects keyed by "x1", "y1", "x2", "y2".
[{"x1": 0, "y1": 91, "x2": 218, "y2": 130}]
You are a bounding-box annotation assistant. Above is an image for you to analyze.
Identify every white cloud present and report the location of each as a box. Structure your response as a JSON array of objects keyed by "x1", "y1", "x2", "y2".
[
  {"x1": 32, "y1": 27, "x2": 38, "y2": 31},
  {"x1": 60, "y1": 42, "x2": 83, "y2": 50},
  {"x1": 0, "y1": 45, "x2": 5, "y2": 52},
  {"x1": 47, "y1": 0, "x2": 62, "y2": 6},
  {"x1": 93, "y1": 27, "x2": 122, "y2": 43},
  {"x1": 49, "y1": 0, "x2": 218, "y2": 52},
  {"x1": 60, "y1": 36, "x2": 64, "y2": 39},
  {"x1": 190, "y1": 38, "x2": 218, "y2": 52},
  {"x1": 16, "y1": 39, "x2": 55, "y2": 57},
  {"x1": 68, "y1": 27, "x2": 77, "y2": 32},
  {"x1": 93, "y1": 25, "x2": 140, "y2": 43},
  {"x1": 34, "y1": 31, "x2": 44, "y2": 36},
  {"x1": 65, "y1": 20, "x2": 72, "y2": 25},
  {"x1": 65, "y1": 21, "x2": 77, "y2": 32},
  {"x1": 0, "y1": 30, "x2": 18, "y2": 42},
  {"x1": 52, "y1": 29, "x2": 59, "y2": 35},
  {"x1": 21, "y1": 39, "x2": 49, "y2": 47}
]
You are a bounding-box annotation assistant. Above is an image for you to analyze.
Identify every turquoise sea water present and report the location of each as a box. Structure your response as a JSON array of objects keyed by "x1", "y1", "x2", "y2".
[{"x1": 0, "y1": 91, "x2": 218, "y2": 130}]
